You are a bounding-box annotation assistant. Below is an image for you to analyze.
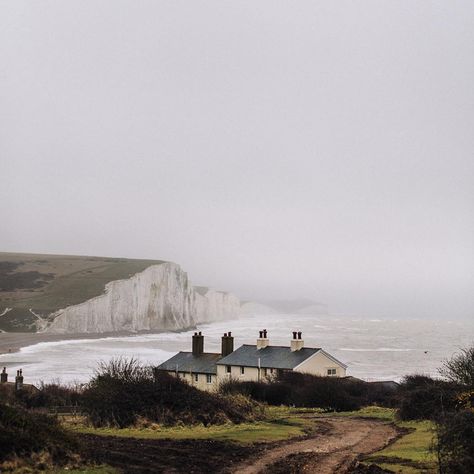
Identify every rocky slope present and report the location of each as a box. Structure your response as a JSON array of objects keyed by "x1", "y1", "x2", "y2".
[{"x1": 40, "y1": 262, "x2": 240, "y2": 334}]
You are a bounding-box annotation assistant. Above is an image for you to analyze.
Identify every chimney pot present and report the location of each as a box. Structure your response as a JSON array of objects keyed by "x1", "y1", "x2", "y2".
[
  {"x1": 292, "y1": 331, "x2": 297, "y2": 339},
  {"x1": 228, "y1": 331, "x2": 231, "y2": 337},
  {"x1": 298, "y1": 332, "x2": 302, "y2": 340}
]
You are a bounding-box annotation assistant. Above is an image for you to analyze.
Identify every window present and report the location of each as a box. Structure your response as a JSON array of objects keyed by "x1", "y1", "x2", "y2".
[
  {"x1": 240, "y1": 366, "x2": 245, "y2": 375},
  {"x1": 226, "y1": 365, "x2": 231, "y2": 374},
  {"x1": 327, "y1": 368, "x2": 337, "y2": 376},
  {"x1": 194, "y1": 373, "x2": 199, "y2": 382},
  {"x1": 263, "y1": 368, "x2": 268, "y2": 377},
  {"x1": 206, "y1": 374, "x2": 212, "y2": 384}
]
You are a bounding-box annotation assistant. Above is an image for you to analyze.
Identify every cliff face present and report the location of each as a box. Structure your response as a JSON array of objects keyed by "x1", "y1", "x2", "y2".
[
  {"x1": 41, "y1": 263, "x2": 241, "y2": 334},
  {"x1": 194, "y1": 288, "x2": 241, "y2": 323}
]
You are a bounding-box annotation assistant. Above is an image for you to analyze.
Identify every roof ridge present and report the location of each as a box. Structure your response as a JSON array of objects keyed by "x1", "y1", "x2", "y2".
[{"x1": 241, "y1": 344, "x2": 321, "y2": 350}]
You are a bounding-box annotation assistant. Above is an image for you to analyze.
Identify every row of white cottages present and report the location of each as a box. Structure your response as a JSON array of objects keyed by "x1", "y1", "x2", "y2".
[{"x1": 156, "y1": 330, "x2": 347, "y2": 391}]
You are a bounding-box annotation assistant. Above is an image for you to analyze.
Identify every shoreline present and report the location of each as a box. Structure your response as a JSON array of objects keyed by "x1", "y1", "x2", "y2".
[{"x1": 0, "y1": 328, "x2": 187, "y2": 358}]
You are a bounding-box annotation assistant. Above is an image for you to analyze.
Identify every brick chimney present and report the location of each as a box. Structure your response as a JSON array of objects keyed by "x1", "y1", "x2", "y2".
[
  {"x1": 290, "y1": 331, "x2": 304, "y2": 351},
  {"x1": 1, "y1": 367, "x2": 7, "y2": 383},
  {"x1": 221, "y1": 332, "x2": 234, "y2": 357},
  {"x1": 192, "y1": 332, "x2": 204, "y2": 356},
  {"x1": 15, "y1": 369, "x2": 24, "y2": 391},
  {"x1": 257, "y1": 329, "x2": 269, "y2": 349}
]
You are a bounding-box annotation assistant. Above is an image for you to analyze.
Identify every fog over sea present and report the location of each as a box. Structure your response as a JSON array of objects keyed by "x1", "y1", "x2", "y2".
[{"x1": 2, "y1": 314, "x2": 473, "y2": 385}]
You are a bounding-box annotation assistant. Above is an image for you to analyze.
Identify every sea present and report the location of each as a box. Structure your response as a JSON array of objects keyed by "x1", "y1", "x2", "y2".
[{"x1": 1, "y1": 313, "x2": 473, "y2": 385}]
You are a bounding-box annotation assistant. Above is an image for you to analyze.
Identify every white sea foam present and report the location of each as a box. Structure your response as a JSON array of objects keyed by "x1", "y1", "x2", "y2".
[
  {"x1": 1, "y1": 313, "x2": 473, "y2": 384},
  {"x1": 339, "y1": 348, "x2": 415, "y2": 352}
]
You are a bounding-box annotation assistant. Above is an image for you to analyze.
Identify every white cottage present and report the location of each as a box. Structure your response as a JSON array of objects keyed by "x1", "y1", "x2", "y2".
[{"x1": 156, "y1": 330, "x2": 347, "y2": 391}]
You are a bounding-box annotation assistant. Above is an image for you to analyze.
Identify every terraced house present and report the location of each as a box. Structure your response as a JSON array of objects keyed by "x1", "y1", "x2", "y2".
[{"x1": 156, "y1": 330, "x2": 347, "y2": 391}]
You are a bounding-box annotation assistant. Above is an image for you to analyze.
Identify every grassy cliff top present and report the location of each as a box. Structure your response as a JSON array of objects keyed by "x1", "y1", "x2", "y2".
[{"x1": 0, "y1": 252, "x2": 164, "y2": 332}]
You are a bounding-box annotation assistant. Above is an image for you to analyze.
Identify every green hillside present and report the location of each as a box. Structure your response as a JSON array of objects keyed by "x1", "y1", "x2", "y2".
[{"x1": 0, "y1": 252, "x2": 164, "y2": 332}]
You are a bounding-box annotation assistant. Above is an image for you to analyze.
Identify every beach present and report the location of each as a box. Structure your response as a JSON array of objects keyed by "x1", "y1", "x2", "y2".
[
  {"x1": 1, "y1": 314, "x2": 472, "y2": 385},
  {"x1": 0, "y1": 330, "x2": 168, "y2": 360}
]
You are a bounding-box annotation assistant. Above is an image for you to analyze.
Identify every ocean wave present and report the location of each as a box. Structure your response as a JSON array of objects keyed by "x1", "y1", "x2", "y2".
[{"x1": 339, "y1": 347, "x2": 415, "y2": 352}]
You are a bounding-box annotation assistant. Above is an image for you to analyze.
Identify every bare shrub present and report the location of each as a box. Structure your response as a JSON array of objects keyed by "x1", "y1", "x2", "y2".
[
  {"x1": 439, "y1": 347, "x2": 474, "y2": 387},
  {"x1": 81, "y1": 358, "x2": 262, "y2": 428}
]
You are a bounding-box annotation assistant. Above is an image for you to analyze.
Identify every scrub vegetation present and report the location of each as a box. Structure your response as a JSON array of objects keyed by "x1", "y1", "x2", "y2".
[
  {"x1": 219, "y1": 371, "x2": 398, "y2": 412},
  {"x1": 0, "y1": 252, "x2": 163, "y2": 332},
  {"x1": 2, "y1": 347, "x2": 473, "y2": 473},
  {"x1": 0, "y1": 402, "x2": 78, "y2": 472},
  {"x1": 69, "y1": 406, "x2": 316, "y2": 444},
  {"x1": 81, "y1": 358, "x2": 263, "y2": 428},
  {"x1": 354, "y1": 346, "x2": 474, "y2": 473}
]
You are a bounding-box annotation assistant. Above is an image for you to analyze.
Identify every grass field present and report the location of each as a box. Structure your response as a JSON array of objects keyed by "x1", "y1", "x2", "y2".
[
  {"x1": 66, "y1": 406, "x2": 317, "y2": 444},
  {"x1": 0, "y1": 252, "x2": 164, "y2": 332},
  {"x1": 333, "y1": 407, "x2": 437, "y2": 473},
  {"x1": 62, "y1": 406, "x2": 437, "y2": 473},
  {"x1": 60, "y1": 407, "x2": 316, "y2": 473},
  {"x1": 57, "y1": 467, "x2": 117, "y2": 474}
]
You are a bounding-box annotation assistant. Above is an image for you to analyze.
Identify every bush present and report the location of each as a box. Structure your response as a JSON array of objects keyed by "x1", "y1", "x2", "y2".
[
  {"x1": 220, "y1": 372, "x2": 387, "y2": 411},
  {"x1": 0, "y1": 402, "x2": 76, "y2": 463},
  {"x1": 82, "y1": 358, "x2": 262, "y2": 428},
  {"x1": 16, "y1": 382, "x2": 83, "y2": 409},
  {"x1": 436, "y1": 410, "x2": 474, "y2": 473},
  {"x1": 397, "y1": 375, "x2": 460, "y2": 421},
  {"x1": 439, "y1": 347, "x2": 474, "y2": 387}
]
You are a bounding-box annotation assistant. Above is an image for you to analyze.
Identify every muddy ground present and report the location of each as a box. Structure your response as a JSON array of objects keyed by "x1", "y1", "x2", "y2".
[
  {"x1": 78, "y1": 434, "x2": 263, "y2": 474},
  {"x1": 78, "y1": 417, "x2": 399, "y2": 474}
]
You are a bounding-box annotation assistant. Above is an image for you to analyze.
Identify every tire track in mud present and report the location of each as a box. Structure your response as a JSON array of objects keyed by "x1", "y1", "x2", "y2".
[{"x1": 233, "y1": 417, "x2": 399, "y2": 474}]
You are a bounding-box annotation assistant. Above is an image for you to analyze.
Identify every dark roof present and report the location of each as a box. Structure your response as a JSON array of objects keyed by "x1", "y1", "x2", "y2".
[
  {"x1": 343, "y1": 376, "x2": 365, "y2": 383},
  {"x1": 369, "y1": 380, "x2": 400, "y2": 390},
  {"x1": 216, "y1": 345, "x2": 322, "y2": 370},
  {"x1": 156, "y1": 352, "x2": 222, "y2": 374},
  {"x1": 0, "y1": 382, "x2": 39, "y2": 392}
]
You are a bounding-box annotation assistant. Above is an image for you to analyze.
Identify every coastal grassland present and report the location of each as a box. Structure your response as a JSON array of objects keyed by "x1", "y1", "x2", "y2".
[
  {"x1": 65, "y1": 406, "x2": 318, "y2": 444},
  {"x1": 333, "y1": 407, "x2": 437, "y2": 473},
  {"x1": 58, "y1": 407, "x2": 317, "y2": 474},
  {"x1": 0, "y1": 252, "x2": 164, "y2": 332},
  {"x1": 57, "y1": 467, "x2": 117, "y2": 474}
]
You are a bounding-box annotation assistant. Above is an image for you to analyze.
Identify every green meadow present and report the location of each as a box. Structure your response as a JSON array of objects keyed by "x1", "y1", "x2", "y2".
[{"x1": 0, "y1": 252, "x2": 163, "y2": 331}]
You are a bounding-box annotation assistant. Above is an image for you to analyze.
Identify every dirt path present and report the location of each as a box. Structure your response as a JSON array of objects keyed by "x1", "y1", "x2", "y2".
[{"x1": 233, "y1": 417, "x2": 399, "y2": 474}]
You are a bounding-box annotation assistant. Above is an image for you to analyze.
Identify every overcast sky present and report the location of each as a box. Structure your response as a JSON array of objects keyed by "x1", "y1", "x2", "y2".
[{"x1": 1, "y1": 1, "x2": 473, "y2": 319}]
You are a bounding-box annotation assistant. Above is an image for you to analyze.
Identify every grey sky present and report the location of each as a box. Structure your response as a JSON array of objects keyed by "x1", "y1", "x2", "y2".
[{"x1": 1, "y1": 1, "x2": 473, "y2": 318}]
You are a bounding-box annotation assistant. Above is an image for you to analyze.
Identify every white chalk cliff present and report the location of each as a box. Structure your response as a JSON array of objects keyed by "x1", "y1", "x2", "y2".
[{"x1": 40, "y1": 263, "x2": 241, "y2": 334}]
